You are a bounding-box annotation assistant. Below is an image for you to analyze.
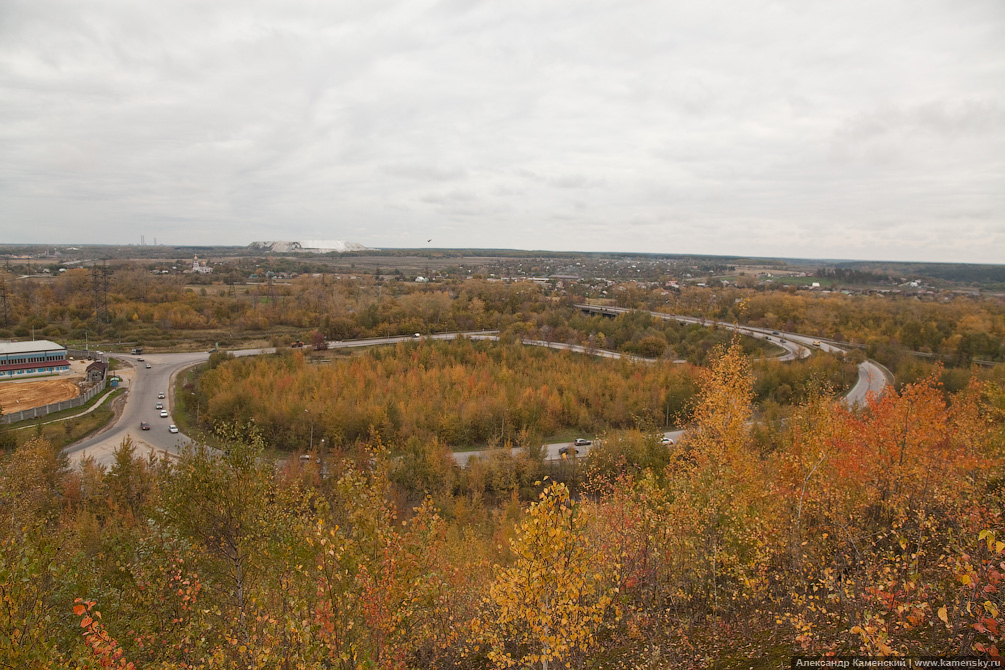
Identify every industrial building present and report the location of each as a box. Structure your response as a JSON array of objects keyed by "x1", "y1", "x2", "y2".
[{"x1": 0, "y1": 340, "x2": 70, "y2": 378}]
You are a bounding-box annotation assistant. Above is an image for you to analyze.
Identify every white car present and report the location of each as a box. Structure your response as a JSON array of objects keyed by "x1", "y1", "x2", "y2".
[
  {"x1": 159, "y1": 410, "x2": 169, "y2": 418},
  {"x1": 157, "y1": 392, "x2": 165, "y2": 399},
  {"x1": 661, "y1": 436, "x2": 675, "y2": 446},
  {"x1": 168, "y1": 424, "x2": 179, "y2": 434}
]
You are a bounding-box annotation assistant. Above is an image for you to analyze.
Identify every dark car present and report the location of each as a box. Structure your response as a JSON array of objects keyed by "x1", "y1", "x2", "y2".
[
  {"x1": 558, "y1": 445, "x2": 578, "y2": 457},
  {"x1": 140, "y1": 422, "x2": 150, "y2": 431}
]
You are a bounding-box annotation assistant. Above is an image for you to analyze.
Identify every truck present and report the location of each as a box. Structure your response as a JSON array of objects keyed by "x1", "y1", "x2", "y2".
[{"x1": 131, "y1": 347, "x2": 143, "y2": 355}]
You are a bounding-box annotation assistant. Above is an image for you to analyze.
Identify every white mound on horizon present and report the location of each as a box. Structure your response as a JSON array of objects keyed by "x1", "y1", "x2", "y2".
[{"x1": 248, "y1": 240, "x2": 371, "y2": 253}]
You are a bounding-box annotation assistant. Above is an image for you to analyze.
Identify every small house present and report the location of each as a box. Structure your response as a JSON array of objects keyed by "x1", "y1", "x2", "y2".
[{"x1": 86, "y1": 361, "x2": 107, "y2": 382}]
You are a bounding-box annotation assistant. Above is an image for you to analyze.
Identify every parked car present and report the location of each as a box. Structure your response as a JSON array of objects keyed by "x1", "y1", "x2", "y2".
[
  {"x1": 558, "y1": 445, "x2": 578, "y2": 457},
  {"x1": 139, "y1": 421, "x2": 150, "y2": 431},
  {"x1": 168, "y1": 424, "x2": 179, "y2": 434},
  {"x1": 574, "y1": 438, "x2": 592, "y2": 446},
  {"x1": 155, "y1": 402, "x2": 163, "y2": 410},
  {"x1": 159, "y1": 410, "x2": 168, "y2": 418}
]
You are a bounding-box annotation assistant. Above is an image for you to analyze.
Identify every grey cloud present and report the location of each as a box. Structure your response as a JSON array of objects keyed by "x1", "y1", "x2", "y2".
[
  {"x1": 419, "y1": 190, "x2": 479, "y2": 205},
  {"x1": 835, "y1": 99, "x2": 1004, "y2": 143},
  {"x1": 381, "y1": 164, "x2": 468, "y2": 182},
  {"x1": 0, "y1": 0, "x2": 1002, "y2": 262}
]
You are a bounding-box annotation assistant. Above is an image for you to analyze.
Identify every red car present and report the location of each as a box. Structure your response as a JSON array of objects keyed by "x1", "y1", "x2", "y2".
[{"x1": 140, "y1": 422, "x2": 150, "y2": 431}]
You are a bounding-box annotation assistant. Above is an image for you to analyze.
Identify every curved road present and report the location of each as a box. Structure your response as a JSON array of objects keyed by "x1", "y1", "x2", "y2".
[
  {"x1": 575, "y1": 304, "x2": 887, "y2": 407},
  {"x1": 64, "y1": 318, "x2": 888, "y2": 468},
  {"x1": 63, "y1": 332, "x2": 497, "y2": 467},
  {"x1": 457, "y1": 308, "x2": 891, "y2": 465}
]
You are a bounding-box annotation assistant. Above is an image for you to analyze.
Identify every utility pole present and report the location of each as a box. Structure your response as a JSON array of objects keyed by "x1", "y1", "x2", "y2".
[
  {"x1": 0, "y1": 272, "x2": 9, "y2": 328},
  {"x1": 102, "y1": 262, "x2": 110, "y2": 324},
  {"x1": 92, "y1": 267, "x2": 101, "y2": 322},
  {"x1": 92, "y1": 263, "x2": 111, "y2": 324}
]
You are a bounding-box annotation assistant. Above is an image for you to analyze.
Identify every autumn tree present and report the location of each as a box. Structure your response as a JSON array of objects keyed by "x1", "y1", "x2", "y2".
[
  {"x1": 472, "y1": 482, "x2": 615, "y2": 669},
  {"x1": 0, "y1": 438, "x2": 69, "y2": 667},
  {"x1": 666, "y1": 343, "x2": 778, "y2": 619}
]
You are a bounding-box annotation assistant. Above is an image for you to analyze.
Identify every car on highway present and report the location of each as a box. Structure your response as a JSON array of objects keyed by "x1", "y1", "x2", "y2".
[
  {"x1": 155, "y1": 402, "x2": 163, "y2": 410},
  {"x1": 168, "y1": 424, "x2": 178, "y2": 434},
  {"x1": 157, "y1": 392, "x2": 165, "y2": 399},
  {"x1": 139, "y1": 421, "x2": 150, "y2": 430},
  {"x1": 812, "y1": 340, "x2": 821, "y2": 347},
  {"x1": 780, "y1": 338, "x2": 787, "y2": 343},
  {"x1": 145, "y1": 363, "x2": 152, "y2": 369},
  {"x1": 772, "y1": 331, "x2": 780, "y2": 335},
  {"x1": 574, "y1": 438, "x2": 592, "y2": 446},
  {"x1": 558, "y1": 445, "x2": 579, "y2": 457},
  {"x1": 159, "y1": 410, "x2": 168, "y2": 418}
]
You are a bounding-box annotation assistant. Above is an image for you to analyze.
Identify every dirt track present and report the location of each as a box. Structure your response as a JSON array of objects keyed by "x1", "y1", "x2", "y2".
[{"x1": 0, "y1": 378, "x2": 81, "y2": 410}]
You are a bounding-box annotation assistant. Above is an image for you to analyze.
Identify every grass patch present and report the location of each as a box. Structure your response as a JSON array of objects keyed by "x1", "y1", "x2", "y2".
[
  {"x1": 172, "y1": 364, "x2": 208, "y2": 440},
  {"x1": 14, "y1": 389, "x2": 122, "y2": 450}
]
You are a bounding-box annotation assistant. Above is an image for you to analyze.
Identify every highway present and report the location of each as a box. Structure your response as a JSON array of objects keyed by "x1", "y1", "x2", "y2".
[
  {"x1": 63, "y1": 332, "x2": 498, "y2": 467},
  {"x1": 575, "y1": 304, "x2": 888, "y2": 407},
  {"x1": 64, "y1": 318, "x2": 889, "y2": 468},
  {"x1": 452, "y1": 429, "x2": 687, "y2": 467},
  {"x1": 453, "y1": 307, "x2": 892, "y2": 466},
  {"x1": 64, "y1": 348, "x2": 266, "y2": 466}
]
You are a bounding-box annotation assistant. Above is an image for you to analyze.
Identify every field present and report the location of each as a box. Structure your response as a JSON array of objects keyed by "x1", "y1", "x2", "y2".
[{"x1": 0, "y1": 377, "x2": 80, "y2": 410}]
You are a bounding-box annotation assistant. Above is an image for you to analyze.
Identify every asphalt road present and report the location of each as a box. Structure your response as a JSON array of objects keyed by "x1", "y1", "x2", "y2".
[
  {"x1": 452, "y1": 429, "x2": 687, "y2": 467},
  {"x1": 63, "y1": 333, "x2": 497, "y2": 466},
  {"x1": 574, "y1": 304, "x2": 889, "y2": 405},
  {"x1": 452, "y1": 307, "x2": 890, "y2": 466},
  {"x1": 575, "y1": 304, "x2": 813, "y2": 361},
  {"x1": 63, "y1": 320, "x2": 888, "y2": 468}
]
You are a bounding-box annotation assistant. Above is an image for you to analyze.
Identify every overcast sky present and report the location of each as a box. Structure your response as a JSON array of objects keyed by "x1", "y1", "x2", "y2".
[{"x1": 1, "y1": 1, "x2": 1003, "y2": 262}]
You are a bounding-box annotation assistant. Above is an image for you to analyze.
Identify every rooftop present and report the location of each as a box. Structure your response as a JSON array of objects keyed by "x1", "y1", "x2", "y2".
[{"x1": 0, "y1": 340, "x2": 65, "y2": 355}]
